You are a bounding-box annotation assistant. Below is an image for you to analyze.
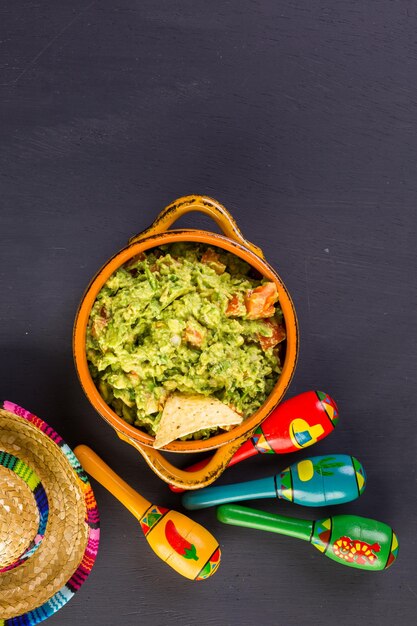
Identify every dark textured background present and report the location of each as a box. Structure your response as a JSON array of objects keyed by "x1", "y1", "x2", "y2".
[{"x1": 1, "y1": 1, "x2": 416, "y2": 625}]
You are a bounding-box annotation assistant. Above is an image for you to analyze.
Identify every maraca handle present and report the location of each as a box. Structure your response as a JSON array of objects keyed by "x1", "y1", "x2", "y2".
[
  {"x1": 182, "y1": 476, "x2": 276, "y2": 510},
  {"x1": 217, "y1": 504, "x2": 313, "y2": 541},
  {"x1": 74, "y1": 445, "x2": 151, "y2": 521}
]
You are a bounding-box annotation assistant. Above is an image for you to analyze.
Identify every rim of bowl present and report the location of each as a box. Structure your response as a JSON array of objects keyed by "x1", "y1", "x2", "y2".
[{"x1": 73, "y1": 230, "x2": 299, "y2": 452}]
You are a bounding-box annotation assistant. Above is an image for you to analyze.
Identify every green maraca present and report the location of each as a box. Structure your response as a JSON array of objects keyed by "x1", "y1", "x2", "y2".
[{"x1": 217, "y1": 504, "x2": 399, "y2": 571}]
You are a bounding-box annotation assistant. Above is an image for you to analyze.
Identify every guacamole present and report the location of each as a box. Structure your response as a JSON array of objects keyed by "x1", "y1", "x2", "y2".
[{"x1": 86, "y1": 243, "x2": 286, "y2": 438}]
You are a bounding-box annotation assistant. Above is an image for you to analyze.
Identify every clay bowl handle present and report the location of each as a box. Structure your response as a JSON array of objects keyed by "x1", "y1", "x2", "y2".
[
  {"x1": 129, "y1": 194, "x2": 264, "y2": 259},
  {"x1": 117, "y1": 431, "x2": 253, "y2": 490}
]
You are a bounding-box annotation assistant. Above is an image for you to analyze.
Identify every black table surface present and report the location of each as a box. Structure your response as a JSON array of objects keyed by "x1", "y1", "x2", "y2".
[{"x1": 1, "y1": 2, "x2": 416, "y2": 625}]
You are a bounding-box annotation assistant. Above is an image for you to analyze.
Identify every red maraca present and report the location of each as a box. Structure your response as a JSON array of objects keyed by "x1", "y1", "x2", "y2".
[{"x1": 170, "y1": 391, "x2": 339, "y2": 492}]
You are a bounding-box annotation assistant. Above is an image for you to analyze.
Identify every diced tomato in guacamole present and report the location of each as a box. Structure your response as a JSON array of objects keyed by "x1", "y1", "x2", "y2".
[
  {"x1": 184, "y1": 325, "x2": 204, "y2": 347},
  {"x1": 244, "y1": 282, "x2": 278, "y2": 319},
  {"x1": 225, "y1": 294, "x2": 246, "y2": 317},
  {"x1": 201, "y1": 248, "x2": 226, "y2": 275},
  {"x1": 258, "y1": 319, "x2": 286, "y2": 351}
]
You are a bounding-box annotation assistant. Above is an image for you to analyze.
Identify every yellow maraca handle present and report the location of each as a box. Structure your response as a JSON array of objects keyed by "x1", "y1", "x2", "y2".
[{"x1": 74, "y1": 445, "x2": 150, "y2": 521}]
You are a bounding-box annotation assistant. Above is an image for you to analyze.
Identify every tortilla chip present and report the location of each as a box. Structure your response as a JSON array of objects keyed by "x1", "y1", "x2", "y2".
[{"x1": 153, "y1": 393, "x2": 243, "y2": 449}]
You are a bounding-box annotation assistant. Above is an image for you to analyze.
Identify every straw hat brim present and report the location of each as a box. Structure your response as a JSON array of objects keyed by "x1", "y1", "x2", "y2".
[{"x1": 0, "y1": 402, "x2": 100, "y2": 624}]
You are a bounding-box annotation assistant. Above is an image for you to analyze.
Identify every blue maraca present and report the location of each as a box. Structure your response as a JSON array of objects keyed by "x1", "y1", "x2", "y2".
[{"x1": 182, "y1": 455, "x2": 366, "y2": 510}]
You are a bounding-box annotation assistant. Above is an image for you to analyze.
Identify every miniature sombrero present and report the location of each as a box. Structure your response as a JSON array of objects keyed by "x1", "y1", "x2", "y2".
[{"x1": 0, "y1": 402, "x2": 100, "y2": 624}]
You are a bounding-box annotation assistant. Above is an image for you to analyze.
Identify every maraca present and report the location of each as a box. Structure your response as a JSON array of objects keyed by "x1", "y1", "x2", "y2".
[
  {"x1": 217, "y1": 504, "x2": 399, "y2": 571},
  {"x1": 182, "y1": 454, "x2": 366, "y2": 510},
  {"x1": 74, "y1": 445, "x2": 220, "y2": 580},
  {"x1": 170, "y1": 391, "x2": 339, "y2": 493}
]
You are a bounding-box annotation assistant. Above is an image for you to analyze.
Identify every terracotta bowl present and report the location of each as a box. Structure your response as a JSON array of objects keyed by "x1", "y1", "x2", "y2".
[{"x1": 73, "y1": 195, "x2": 299, "y2": 488}]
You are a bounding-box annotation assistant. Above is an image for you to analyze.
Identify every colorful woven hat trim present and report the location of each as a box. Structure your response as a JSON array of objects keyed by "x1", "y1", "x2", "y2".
[
  {"x1": 1, "y1": 401, "x2": 100, "y2": 626},
  {"x1": 0, "y1": 451, "x2": 49, "y2": 573}
]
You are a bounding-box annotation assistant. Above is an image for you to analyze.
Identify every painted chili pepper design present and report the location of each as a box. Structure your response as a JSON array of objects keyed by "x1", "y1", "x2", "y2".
[
  {"x1": 332, "y1": 536, "x2": 380, "y2": 565},
  {"x1": 165, "y1": 520, "x2": 199, "y2": 561}
]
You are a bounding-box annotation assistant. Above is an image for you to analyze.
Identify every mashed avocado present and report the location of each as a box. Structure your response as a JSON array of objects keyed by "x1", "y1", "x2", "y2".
[{"x1": 86, "y1": 243, "x2": 285, "y2": 438}]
